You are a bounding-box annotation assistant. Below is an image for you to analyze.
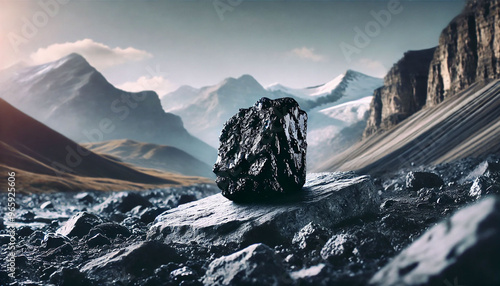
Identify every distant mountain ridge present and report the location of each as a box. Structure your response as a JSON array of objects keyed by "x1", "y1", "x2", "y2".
[
  {"x1": 162, "y1": 74, "x2": 281, "y2": 147},
  {"x1": 162, "y1": 70, "x2": 382, "y2": 153},
  {"x1": 0, "y1": 98, "x2": 209, "y2": 193},
  {"x1": 0, "y1": 53, "x2": 216, "y2": 166},
  {"x1": 83, "y1": 139, "x2": 215, "y2": 179},
  {"x1": 269, "y1": 70, "x2": 383, "y2": 110}
]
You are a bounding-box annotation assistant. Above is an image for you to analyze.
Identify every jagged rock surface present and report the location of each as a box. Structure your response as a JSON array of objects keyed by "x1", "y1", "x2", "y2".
[
  {"x1": 148, "y1": 172, "x2": 379, "y2": 246},
  {"x1": 405, "y1": 172, "x2": 444, "y2": 191},
  {"x1": 213, "y1": 97, "x2": 307, "y2": 202},
  {"x1": 202, "y1": 243, "x2": 293, "y2": 286},
  {"x1": 364, "y1": 48, "x2": 435, "y2": 137},
  {"x1": 370, "y1": 196, "x2": 500, "y2": 286},
  {"x1": 81, "y1": 241, "x2": 181, "y2": 279},
  {"x1": 364, "y1": 0, "x2": 500, "y2": 139},
  {"x1": 56, "y1": 212, "x2": 102, "y2": 238},
  {"x1": 427, "y1": 0, "x2": 500, "y2": 106}
]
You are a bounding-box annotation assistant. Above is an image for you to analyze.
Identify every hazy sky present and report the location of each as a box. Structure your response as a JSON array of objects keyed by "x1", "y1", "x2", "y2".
[{"x1": 1, "y1": 0, "x2": 465, "y2": 95}]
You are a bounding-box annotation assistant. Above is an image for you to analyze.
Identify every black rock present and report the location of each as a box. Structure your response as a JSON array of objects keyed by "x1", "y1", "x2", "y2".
[
  {"x1": 40, "y1": 266, "x2": 58, "y2": 281},
  {"x1": 81, "y1": 241, "x2": 181, "y2": 277},
  {"x1": 292, "y1": 222, "x2": 331, "y2": 251},
  {"x1": 88, "y1": 222, "x2": 131, "y2": 239},
  {"x1": 17, "y1": 226, "x2": 34, "y2": 237},
  {"x1": 42, "y1": 233, "x2": 71, "y2": 249},
  {"x1": 0, "y1": 234, "x2": 12, "y2": 245},
  {"x1": 140, "y1": 207, "x2": 167, "y2": 224},
  {"x1": 202, "y1": 243, "x2": 293, "y2": 285},
  {"x1": 28, "y1": 230, "x2": 45, "y2": 246},
  {"x1": 405, "y1": 172, "x2": 444, "y2": 191},
  {"x1": 43, "y1": 243, "x2": 73, "y2": 260},
  {"x1": 354, "y1": 230, "x2": 393, "y2": 260},
  {"x1": 57, "y1": 212, "x2": 102, "y2": 238},
  {"x1": 49, "y1": 267, "x2": 92, "y2": 286},
  {"x1": 97, "y1": 192, "x2": 153, "y2": 213},
  {"x1": 86, "y1": 233, "x2": 111, "y2": 248},
  {"x1": 370, "y1": 196, "x2": 500, "y2": 286},
  {"x1": 320, "y1": 234, "x2": 357, "y2": 263},
  {"x1": 213, "y1": 97, "x2": 307, "y2": 202}
]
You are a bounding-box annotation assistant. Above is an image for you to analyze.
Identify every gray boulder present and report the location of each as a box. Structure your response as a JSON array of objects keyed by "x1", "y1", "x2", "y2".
[
  {"x1": 292, "y1": 222, "x2": 331, "y2": 251},
  {"x1": 56, "y1": 212, "x2": 102, "y2": 238},
  {"x1": 202, "y1": 243, "x2": 293, "y2": 286},
  {"x1": 406, "y1": 172, "x2": 444, "y2": 191},
  {"x1": 370, "y1": 196, "x2": 500, "y2": 286},
  {"x1": 81, "y1": 241, "x2": 181, "y2": 278},
  {"x1": 213, "y1": 97, "x2": 307, "y2": 202},
  {"x1": 148, "y1": 172, "x2": 379, "y2": 247}
]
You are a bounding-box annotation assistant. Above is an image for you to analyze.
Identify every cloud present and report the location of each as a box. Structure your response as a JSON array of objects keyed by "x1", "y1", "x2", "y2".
[
  {"x1": 30, "y1": 39, "x2": 152, "y2": 69},
  {"x1": 288, "y1": 47, "x2": 327, "y2": 62},
  {"x1": 352, "y1": 58, "x2": 387, "y2": 78},
  {"x1": 117, "y1": 76, "x2": 178, "y2": 96}
]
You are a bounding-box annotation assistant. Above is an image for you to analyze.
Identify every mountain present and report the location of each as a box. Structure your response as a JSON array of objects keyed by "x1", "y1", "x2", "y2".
[
  {"x1": 82, "y1": 139, "x2": 215, "y2": 179},
  {"x1": 0, "y1": 53, "x2": 216, "y2": 166},
  {"x1": 316, "y1": 80, "x2": 500, "y2": 174},
  {"x1": 162, "y1": 74, "x2": 280, "y2": 147},
  {"x1": 299, "y1": 72, "x2": 383, "y2": 168},
  {"x1": 0, "y1": 98, "x2": 210, "y2": 193},
  {"x1": 267, "y1": 70, "x2": 382, "y2": 108},
  {"x1": 320, "y1": 0, "x2": 500, "y2": 174},
  {"x1": 162, "y1": 71, "x2": 383, "y2": 163},
  {"x1": 267, "y1": 73, "x2": 346, "y2": 99}
]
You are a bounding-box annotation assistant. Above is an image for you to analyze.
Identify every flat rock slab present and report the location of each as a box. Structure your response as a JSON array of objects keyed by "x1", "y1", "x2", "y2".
[{"x1": 147, "y1": 172, "x2": 379, "y2": 246}]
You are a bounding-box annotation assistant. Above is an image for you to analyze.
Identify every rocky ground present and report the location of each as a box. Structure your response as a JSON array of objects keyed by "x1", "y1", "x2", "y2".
[{"x1": 1, "y1": 155, "x2": 499, "y2": 286}]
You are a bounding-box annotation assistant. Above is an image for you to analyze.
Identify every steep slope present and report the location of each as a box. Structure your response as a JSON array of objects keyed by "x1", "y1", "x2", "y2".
[
  {"x1": 317, "y1": 80, "x2": 500, "y2": 174},
  {"x1": 427, "y1": 0, "x2": 500, "y2": 106},
  {"x1": 0, "y1": 54, "x2": 216, "y2": 166},
  {"x1": 0, "y1": 98, "x2": 209, "y2": 193},
  {"x1": 83, "y1": 139, "x2": 214, "y2": 179}
]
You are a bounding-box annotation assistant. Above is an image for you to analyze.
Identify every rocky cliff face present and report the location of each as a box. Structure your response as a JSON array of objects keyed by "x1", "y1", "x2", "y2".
[
  {"x1": 365, "y1": 0, "x2": 500, "y2": 137},
  {"x1": 427, "y1": 0, "x2": 500, "y2": 106},
  {"x1": 364, "y1": 48, "x2": 435, "y2": 137}
]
